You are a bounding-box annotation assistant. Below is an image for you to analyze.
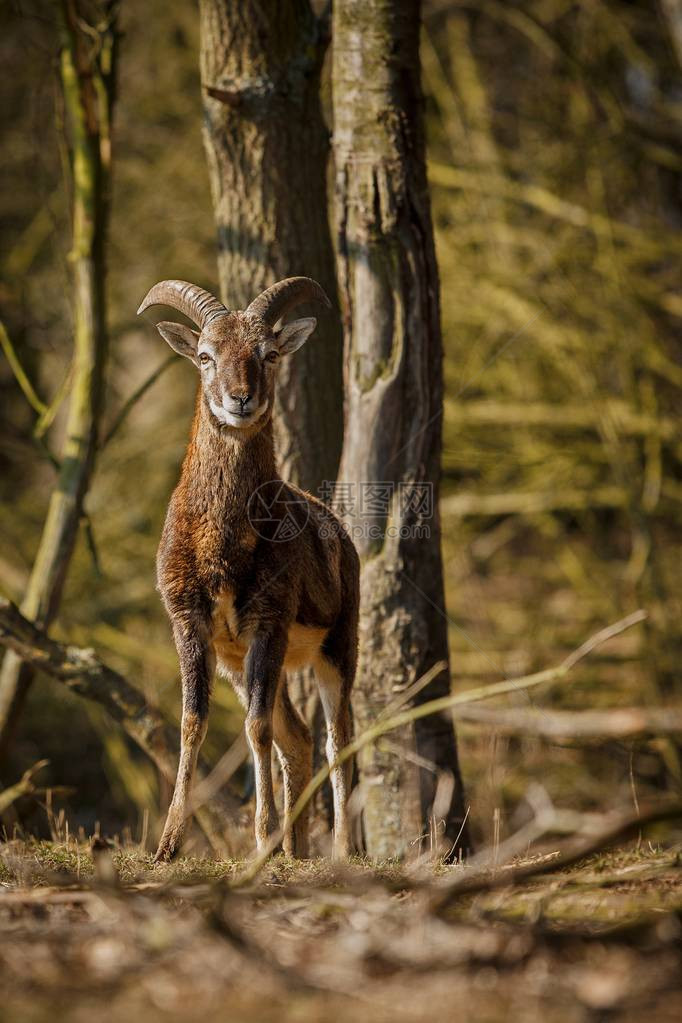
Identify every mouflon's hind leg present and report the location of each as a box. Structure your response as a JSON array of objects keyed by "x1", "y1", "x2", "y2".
[
  {"x1": 315, "y1": 538, "x2": 359, "y2": 860},
  {"x1": 155, "y1": 623, "x2": 214, "y2": 863},
  {"x1": 244, "y1": 629, "x2": 287, "y2": 852},
  {"x1": 316, "y1": 656, "x2": 353, "y2": 860},
  {"x1": 316, "y1": 551, "x2": 358, "y2": 860},
  {"x1": 273, "y1": 676, "x2": 313, "y2": 858}
]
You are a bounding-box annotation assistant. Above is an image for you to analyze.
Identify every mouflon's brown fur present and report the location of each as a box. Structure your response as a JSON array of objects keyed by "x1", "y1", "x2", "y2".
[{"x1": 137, "y1": 278, "x2": 359, "y2": 861}]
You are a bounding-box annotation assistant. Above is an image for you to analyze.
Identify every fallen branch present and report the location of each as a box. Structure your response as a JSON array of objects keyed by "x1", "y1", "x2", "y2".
[
  {"x1": 535, "y1": 902, "x2": 682, "y2": 944},
  {"x1": 0, "y1": 598, "x2": 237, "y2": 853},
  {"x1": 429, "y1": 800, "x2": 682, "y2": 914},
  {"x1": 452, "y1": 705, "x2": 682, "y2": 739}
]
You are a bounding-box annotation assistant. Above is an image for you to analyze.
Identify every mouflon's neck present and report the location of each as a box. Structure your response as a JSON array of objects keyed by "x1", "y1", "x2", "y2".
[{"x1": 183, "y1": 394, "x2": 278, "y2": 523}]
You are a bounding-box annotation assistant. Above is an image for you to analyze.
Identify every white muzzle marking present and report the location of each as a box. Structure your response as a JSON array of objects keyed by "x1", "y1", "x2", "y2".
[{"x1": 209, "y1": 397, "x2": 268, "y2": 429}]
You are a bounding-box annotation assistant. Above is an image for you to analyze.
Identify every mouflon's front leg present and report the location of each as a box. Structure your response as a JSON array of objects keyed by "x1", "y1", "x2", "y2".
[
  {"x1": 155, "y1": 620, "x2": 214, "y2": 862},
  {"x1": 244, "y1": 628, "x2": 288, "y2": 851}
]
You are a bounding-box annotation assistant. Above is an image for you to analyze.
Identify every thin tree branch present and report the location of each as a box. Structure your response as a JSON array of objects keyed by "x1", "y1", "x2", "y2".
[
  {"x1": 34, "y1": 361, "x2": 74, "y2": 439},
  {"x1": 428, "y1": 162, "x2": 681, "y2": 249},
  {"x1": 0, "y1": 759, "x2": 49, "y2": 815},
  {"x1": 0, "y1": 320, "x2": 47, "y2": 416},
  {"x1": 100, "y1": 353, "x2": 176, "y2": 448}
]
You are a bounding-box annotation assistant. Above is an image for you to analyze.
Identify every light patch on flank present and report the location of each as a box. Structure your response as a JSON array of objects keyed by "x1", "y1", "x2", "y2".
[{"x1": 212, "y1": 587, "x2": 329, "y2": 675}]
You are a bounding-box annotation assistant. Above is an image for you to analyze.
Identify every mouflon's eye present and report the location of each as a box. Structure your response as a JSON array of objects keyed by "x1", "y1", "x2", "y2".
[
  {"x1": 265, "y1": 351, "x2": 278, "y2": 364},
  {"x1": 199, "y1": 353, "x2": 212, "y2": 366}
]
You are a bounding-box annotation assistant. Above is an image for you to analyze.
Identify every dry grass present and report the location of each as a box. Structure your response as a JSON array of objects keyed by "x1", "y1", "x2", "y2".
[{"x1": 2, "y1": 838, "x2": 682, "y2": 1022}]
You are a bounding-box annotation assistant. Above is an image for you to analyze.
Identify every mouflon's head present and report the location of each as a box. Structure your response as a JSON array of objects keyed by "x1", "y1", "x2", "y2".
[{"x1": 137, "y1": 277, "x2": 330, "y2": 433}]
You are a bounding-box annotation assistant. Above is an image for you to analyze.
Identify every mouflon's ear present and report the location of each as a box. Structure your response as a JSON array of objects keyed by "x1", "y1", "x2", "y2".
[
  {"x1": 155, "y1": 321, "x2": 200, "y2": 362},
  {"x1": 274, "y1": 317, "x2": 317, "y2": 356}
]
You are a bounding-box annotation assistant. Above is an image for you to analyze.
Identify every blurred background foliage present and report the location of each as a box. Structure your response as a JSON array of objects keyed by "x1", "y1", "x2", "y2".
[{"x1": 0, "y1": 0, "x2": 680, "y2": 850}]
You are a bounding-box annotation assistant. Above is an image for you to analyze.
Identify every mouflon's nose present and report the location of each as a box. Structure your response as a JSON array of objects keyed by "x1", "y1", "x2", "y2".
[{"x1": 229, "y1": 392, "x2": 252, "y2": 410}]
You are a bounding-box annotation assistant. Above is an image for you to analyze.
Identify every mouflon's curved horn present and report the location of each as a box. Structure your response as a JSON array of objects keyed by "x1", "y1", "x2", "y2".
[
  {"x1": 245, "y1": 277, "x2": 331, "y2": 327},
  {"x1": 137, "y1": 280, "x2": 228, "y2": 329}
]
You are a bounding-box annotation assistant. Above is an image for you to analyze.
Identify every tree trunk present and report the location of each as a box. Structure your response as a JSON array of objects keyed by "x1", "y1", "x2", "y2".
[
  {"x1": 199, "y1": 0, "x2": 343, "y2": 490},
  {"x1": 199, "y1": 0, "x2": 344, "y2": 837},
  {"x1": 0, "y1": 1, "x2": 117, "y2": 757},
  {"x1": 332, "y1": 0, "x2": 470, "y2": 858}
]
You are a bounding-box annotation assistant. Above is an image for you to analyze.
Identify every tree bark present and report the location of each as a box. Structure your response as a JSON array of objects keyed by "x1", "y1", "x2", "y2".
[
  {"x1": 0, "y1": 1, "x2": 117, "y2": 757},
  {"x1": 199, "y1": 1, "x2": 344, "y2": 835},
  {"x1": 199, "y1": 0, "x2": 343, "y2": 490},
  {"x1": 332, "y1": 0, "x2": 470, "y2": 858}
]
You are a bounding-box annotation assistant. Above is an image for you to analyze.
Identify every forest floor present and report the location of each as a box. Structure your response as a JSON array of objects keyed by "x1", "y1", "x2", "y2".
[{"x1": 1, "y1": 839, "x2": 682, "y2": 1022}]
